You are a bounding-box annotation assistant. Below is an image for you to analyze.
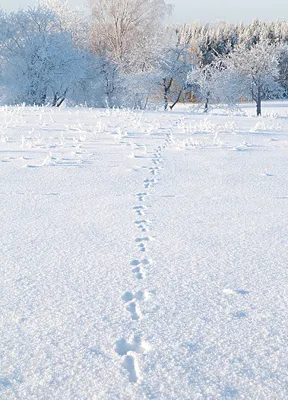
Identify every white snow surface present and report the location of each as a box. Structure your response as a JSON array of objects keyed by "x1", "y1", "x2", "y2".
[{"x1": 0, "y1": 102, "x2": 288, "y2": 399}]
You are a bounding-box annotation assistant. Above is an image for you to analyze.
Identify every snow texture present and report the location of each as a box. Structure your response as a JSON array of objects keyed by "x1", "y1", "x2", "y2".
[{"x1": 0, "y1": 102, "x2": 288, "y2": 399}]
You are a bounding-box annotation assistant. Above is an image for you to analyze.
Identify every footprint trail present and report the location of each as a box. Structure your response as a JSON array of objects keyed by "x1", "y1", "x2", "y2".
[{"x1": 115, "y1": 131, "x2": 168, "y2": 383}]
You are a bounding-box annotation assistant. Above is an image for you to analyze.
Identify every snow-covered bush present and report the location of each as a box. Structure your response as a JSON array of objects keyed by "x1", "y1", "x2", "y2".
[
  {"x1": 225, "y1": 41, "x2": 284, "y2": 115},
  {"x1": 0, "y1": 6, "x2": 103, "y2": 106}
]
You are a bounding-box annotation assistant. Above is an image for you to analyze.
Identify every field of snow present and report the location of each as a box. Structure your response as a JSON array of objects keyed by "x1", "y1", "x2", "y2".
[{"x1": 0, "y1": 102, "x2": 288, "y2": 399}]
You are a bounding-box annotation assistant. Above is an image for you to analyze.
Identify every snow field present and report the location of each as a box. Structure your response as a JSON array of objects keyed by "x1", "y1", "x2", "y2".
[{"x1": 0, "y1": 102, "x2": 288, "y2": 399}]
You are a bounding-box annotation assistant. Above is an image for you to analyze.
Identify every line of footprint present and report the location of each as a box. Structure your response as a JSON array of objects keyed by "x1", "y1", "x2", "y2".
[{"x1": 115, "y1": 133, "x2": 172, "y2": 384}]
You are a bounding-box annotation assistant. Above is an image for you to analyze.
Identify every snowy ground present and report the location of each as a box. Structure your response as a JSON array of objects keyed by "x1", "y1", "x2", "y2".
[{"x1": 0, "y1": 102, "x2": 288, "y2": 399}]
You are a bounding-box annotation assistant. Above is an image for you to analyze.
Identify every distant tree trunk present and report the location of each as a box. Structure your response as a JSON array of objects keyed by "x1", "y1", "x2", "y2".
[
  {"x1": 40, "y1": 87, "x2": 47, "y2": 105},
  {"x1": 170, "y1": 88, "x2": 183, "y2": 110},
  {"x1": 57, "y1": 97, "x2": 65, "y2": 107},
  {"x1": 204, "y1": 92, "x2": 210, "y2": 113},
  {"x1": 57, "y1": 89, "x2": 68, "y2": 107},
  {"x1": 143, "y1": 96, "x2": 149, "y2": 110},
  {"x1": 52, "y1": 89, "x2": 68, "y2": 107},
  {"x1": 163, "y1": 79, "x2": 169, "y2": 110},
  {"x1": 52, "y1": 94, "x2": 58, "y2": 107},
  {"x1": 256, "y1": 87, "x2": 261, "y2": 116},
  {"x1": 163, "y1": 78, "x2": 173, "y2": 111}
]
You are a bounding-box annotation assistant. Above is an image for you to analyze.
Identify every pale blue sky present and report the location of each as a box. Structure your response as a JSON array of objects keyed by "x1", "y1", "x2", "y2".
[{"x1": 1, "y1": 0, "x2": 287, "y2": 24}]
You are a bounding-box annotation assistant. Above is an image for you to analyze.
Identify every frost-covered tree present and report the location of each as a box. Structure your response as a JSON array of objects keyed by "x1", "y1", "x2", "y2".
[
  {"x1": 88, "y1": 0, "x2": 172, "y2": 72},
  {"x1": 187, "y1": 63, "x2": 220, "y2": 112},
  {"x1": 278, "y1": 45, "x2": 288, "y2": 97},
  {"x1": 227, "y1": 41, "x2": 283, "y2": 115},
  {"x1": 158, "y1": 29, "x2": 195, "y2": 110},
  {"x1": 213, "y1": 65, "x2": 246, "y2": 108},
  {"x1": 0, "y1": 7, "x2": 95, "y2": 106},
  {"x1": 0, "y1": 7, "x2": 59, "y2": 104},
  {"x1": 98, "y1": 56, "x2": 123, "y2": 107},
  {"x1": 87, "y1": 0, "x2": 173, "y2": 109},
  {"x1": 68, "y1": 53, "x2": 107, "y2": 108},
  {"x1": 176, "y1": 19, "x2": 288, "y2": 68},
  {"x1": 39, "y1": 0, "x2": 89, "y2": 49},
  {"x1": 1, "y1": 5, "x2": 287, "y2": 109},
  {"x1": 187, "y1": 55, "x2": 249, "y2": 112},
  {"x1": 120, "y1": 72, "x2": 159, "y2": 109}
]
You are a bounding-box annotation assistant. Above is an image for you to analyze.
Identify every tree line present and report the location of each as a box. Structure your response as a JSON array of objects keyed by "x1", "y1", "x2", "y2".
[{"x1": 0, "y1": 0, "x2": 287, "y2": 115}]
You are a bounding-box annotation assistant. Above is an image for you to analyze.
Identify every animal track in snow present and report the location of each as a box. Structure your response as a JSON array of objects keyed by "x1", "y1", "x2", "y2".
[
  {"x1": 123, "y1": 354, "x2": 140, "y2": 383},
  {"x1": 115, "y1": 335, "x2": 151, "y2": 356},
  {"x1": 122, "y1": 290, "x2": 152, "y2": 302},
  {"x1": 115, "y1": 335, "x2": 151, "y2": 384},
  {"x1": 233, "y1": 311, "x2": 248, "y2": 319},
  {"x1": 132, "y1": 265, "x2": 146, "y2": 280},
  {"x1": 149, "y1": 166, "x2": 161, "y2": 176},
  {"x1": 144, "y1": 178, "x2": 158, "y2": 184},
  {"x1": 235, "y1": 289, "x2": 249, "y2": 295},
  {"x1": 130, "y1": 258, "x2": 152, "y2": 266},
  {"x1": 136, "y1": 223, "x2": 149, "y2": 233},
  {"x1": 144, "y1": 177, "x2": 158, "y2": 189},
  {"x1": 131, "y1": 257, "x2": 152, "y2": 276},
  {"x1": 135, "y1": 237, "x2": 151, "y2": 243},
  {"x1": 136, "y1": 192, "x2": 149, "y2": 202},
  {"x1": 135, "y1": 219, "x2": 150, "y2": 226},
  {"x1": 122, "y1": 289, "x2": 153, "y2": 321},
  {"x1": 125, "y1": 302, "x2": 143, "y2": 321},
  {"x1": 138, "y1": 243, "x2": 146, "y2": 252},
  {"x1": 133, "y1": 205, "x2": 147, "y2": 216},
  {"x1": 117, "y1": 136, "x2": 165, "y2": 383},
  {"x1": 223, "y1": 289, "x2": 250, "y2": 296}
]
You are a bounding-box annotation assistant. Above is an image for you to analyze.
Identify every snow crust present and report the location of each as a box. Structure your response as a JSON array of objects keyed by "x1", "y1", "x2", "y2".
[{"x1": 0, "y1": 102, "x2": 288, "y2": 399}]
